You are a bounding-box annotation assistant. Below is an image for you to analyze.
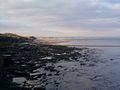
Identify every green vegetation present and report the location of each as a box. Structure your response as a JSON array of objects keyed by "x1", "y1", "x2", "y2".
[
  {"x1": 0, "y1": 33, "x2": 24, "y2": 47},
  {"x1": 0, "y1": 33, "x2": 23, "y2": 38},
  {"x1": 0, "y1": 33, "x2": 36, "y2": 47}
]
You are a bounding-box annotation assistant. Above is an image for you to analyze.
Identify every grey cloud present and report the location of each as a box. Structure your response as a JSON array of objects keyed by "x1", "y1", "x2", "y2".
[
  {"x1": 0, "y1": 16, "x2": 30, "y2": 28},
  {"x1": 0, "y1": 0, "x2": 120, "y2": 37}
]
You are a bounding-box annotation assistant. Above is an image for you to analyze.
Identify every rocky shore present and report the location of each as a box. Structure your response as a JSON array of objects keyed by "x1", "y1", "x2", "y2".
[{"x1": 0, "y1": 33, "x2": 102, "y2": 90}]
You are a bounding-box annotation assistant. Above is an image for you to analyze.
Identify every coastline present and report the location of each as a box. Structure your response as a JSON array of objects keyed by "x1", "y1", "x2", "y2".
[
  {"x1": 0, "y1": 34, "x2": 85, "y2": 90},
  {"x1": 1, "y1": 34, "x2": 120, "y2": 90}
]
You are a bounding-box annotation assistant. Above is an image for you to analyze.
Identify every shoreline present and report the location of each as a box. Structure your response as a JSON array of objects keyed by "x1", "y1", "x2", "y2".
[
  {"x1": 53, "y1": 44, "x2": 120, "y2": 47},
  {"x1": 0, "y1": 39, "x2": 85, "y2": 90},
  {"x1": 1, "y1": 33, "x2": 120, "y2": 90}
]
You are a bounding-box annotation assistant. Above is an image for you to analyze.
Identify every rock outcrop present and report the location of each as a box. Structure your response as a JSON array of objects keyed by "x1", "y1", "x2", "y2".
[{"x1": 0, "y1": 33, "x2": 36, "y2": 43}]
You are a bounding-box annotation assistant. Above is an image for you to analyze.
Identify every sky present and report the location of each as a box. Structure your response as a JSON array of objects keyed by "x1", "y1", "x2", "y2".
[{"x1": 0, "y1": 0, "x2": 120, "y2": 37}]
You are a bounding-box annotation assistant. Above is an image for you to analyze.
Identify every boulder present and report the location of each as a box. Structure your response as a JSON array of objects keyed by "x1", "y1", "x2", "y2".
[
  {"x1": 3, "y1": 55, "x2": 13, "y2": 67},
  {"x1": 0, "y1": 56, "x2": 4, "y2": 72}
]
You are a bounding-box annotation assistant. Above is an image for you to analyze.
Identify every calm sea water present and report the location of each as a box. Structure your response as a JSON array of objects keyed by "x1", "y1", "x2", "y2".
[
  {"x1": 38, "y1": 37, "x2": 120, "y2": 90},
  {"x1": 57, "y1": 37, "x2": 120, "y2": 46},
  {"x1": 53, "y1": 37, "x2": 120, "y2": 90}
]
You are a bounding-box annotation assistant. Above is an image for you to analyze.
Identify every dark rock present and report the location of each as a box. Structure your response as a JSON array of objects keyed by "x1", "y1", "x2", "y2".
[
  {"x1": 54, "y1": 73, "x2": 60, "y2": 76},
  {"x1": 57, "y1": 65, "x2": 63, "y2": 68},
  {"x1": 0, "y1": 33, "x2": 34, "y2": 44},
  {"x1": 44, "y1": 66, "x2": 55, "y2": 71},
  {"x1": 0, "y1": 71, "x2": 13, "y2": 86},
  {"x1": 110, "y1": 59, "x2": 114, "y2": 61},
  {"x1": 27, "y1": 62, "x2": 35, "y2": 67},
  {"x1": 47, "y1": 73, "x2": 52, "y2": 76},
  {"x1": 34, "y1": 85, "x2": 46, "y2": 90},
  {"x1": 29, "y1": 36, "x2": 36, "y2": 41},
  {"x1": 89, "y1": 63, "x2": 95, "y2": 66},
  {"x1": 3, "y1": 55, "x2": 13, "y2": 67},
  {"x1": 0, "y1": 56, "x2": 4, "y2": 71},
  {"x1": 30, "y1": 73, "x2": 46, "y2": 79},
  {"x1": 10, "y1": 86, "x2": 32, "y2": 90},
  {"x1": 80, "y1": 62, "x2": 86, "y2": 66},
  {"x1": 11, "y1": 71, "x2": 29, "y2": 77}
]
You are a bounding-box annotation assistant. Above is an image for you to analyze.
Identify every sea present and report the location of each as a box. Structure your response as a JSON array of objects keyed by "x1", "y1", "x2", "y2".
[
  {"x1": 55, "y1": 37, "x2": 120, "y2": 46},
  {"x1": 35, "y1": 37, "x2": 120, "y2": 90},
  {"x1": 52, "y1": 37, "x2": 120, "y2": 90}
]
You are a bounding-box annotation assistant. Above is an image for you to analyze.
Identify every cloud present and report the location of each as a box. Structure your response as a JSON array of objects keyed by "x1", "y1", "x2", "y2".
[
  {"x1": 0, "y1": 0, "x2": 120, "y2": 37},
  {"x1": 109, "y1": 3, "x2": 120, "y2": 10},
  {"x1": 0, "y1": 16, "x2": 30, "y2": 29}
]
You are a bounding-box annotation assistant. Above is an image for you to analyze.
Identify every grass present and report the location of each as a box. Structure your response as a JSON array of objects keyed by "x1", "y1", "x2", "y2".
[{"x1": 0, "y1": 33, "x2": 23, "y2": 38}]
